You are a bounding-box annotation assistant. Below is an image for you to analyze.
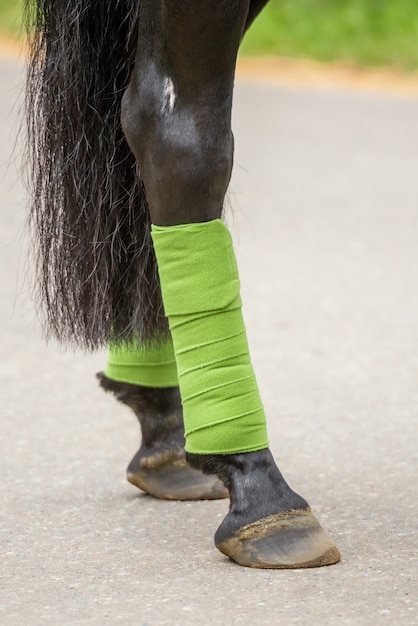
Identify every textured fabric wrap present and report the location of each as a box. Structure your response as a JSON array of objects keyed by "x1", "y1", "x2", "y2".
[
  {"x1": 151, "y1": 219, "x2": 268, "y2": 455},
  {"x1": 105, "y1": 339, "x2": 179, "y2": 387}
]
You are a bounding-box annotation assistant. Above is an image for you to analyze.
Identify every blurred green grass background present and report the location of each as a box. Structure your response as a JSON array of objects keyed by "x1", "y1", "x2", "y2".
[
  {"x1": 241, "y1": 0, "x2": 418, "y2": 70},
  {"x1": 1, "y1": 0, "x2": 418, "y2": 70},
  {"x1": 0, "y1": 0, "x2": 21, "y2": 37}
]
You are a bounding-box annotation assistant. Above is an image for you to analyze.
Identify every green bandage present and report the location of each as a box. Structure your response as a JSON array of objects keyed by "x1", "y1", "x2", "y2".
[
  {"x1": 151, "y1": 219, "x2": 269, "y2": 455},
  {"x1": 104, "y1": 339, "x2": 179, "y2": 388}
]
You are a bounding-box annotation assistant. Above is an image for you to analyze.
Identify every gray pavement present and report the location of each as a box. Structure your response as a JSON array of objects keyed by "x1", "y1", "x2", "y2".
[{"x1": 1, "y1": 55, "x2": 417, "y2": 624}]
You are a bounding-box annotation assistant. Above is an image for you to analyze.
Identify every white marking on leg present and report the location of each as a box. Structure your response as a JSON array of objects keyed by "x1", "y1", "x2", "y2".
[{"x1": 162, "y1": 77, "x2": 176, "y2": 113}]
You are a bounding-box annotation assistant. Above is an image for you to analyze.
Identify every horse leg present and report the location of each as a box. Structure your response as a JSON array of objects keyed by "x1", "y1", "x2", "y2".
[
  {"x1": 97, "y1": 340, "x2": 227, "y2": 500},
  {"x1": 98, "y1": 0, "x2": 270, "y2": 502},
  {"x1": 122, "y1": 0, "x2": 340, "y2": 568}
]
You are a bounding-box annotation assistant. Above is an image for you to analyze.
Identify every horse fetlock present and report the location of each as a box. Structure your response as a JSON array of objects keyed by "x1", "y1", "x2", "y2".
[
  {"x1": 187, "y1": 448, "x2": 308, "y2": 526},
  {"x1": 96, "y1": 372, "x2": 184, "y2": 448},
  {"x1": 97, "y1": 373, "x2": 227, "y2": 500},
  {"x1": 188, "y1": 449, "x2": 340, "y2": 568}
]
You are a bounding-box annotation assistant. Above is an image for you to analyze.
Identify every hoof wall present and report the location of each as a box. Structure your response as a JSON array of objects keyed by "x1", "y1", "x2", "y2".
[
  {"x1": 127, "y1": 457, "x2": 228, "y2": 501},
  {"x1": 216, "y1": 508, "x2": 340, "y2": 569}
]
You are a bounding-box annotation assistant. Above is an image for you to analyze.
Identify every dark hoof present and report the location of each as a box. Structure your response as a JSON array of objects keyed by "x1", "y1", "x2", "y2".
[
  {"x1": 127, "y1": 453, "x2": 228, "y2": 501},
  {"x1": 97, "y1": 373, "x2": 227, "y2": 499},
  {"x1": 216, "y1": 507, "x2": 340, "y2": 569}
]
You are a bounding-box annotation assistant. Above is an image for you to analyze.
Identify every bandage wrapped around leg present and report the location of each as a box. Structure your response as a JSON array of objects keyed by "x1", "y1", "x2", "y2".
[
  {"x1": 105, "y1": 339, "x2": 179, "y2": 388},
  {"x1": 151, "y1": 219, "x2": 269, "y2": 455}
]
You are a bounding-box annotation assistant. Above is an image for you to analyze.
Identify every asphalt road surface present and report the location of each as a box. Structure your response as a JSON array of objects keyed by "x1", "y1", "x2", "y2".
[{"x1": 1, "y1": 54, "x2": 417, "y2": 625}]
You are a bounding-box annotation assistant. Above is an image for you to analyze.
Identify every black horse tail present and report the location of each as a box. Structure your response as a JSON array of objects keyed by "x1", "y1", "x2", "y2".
[{"x1": 24, "y1": 0, "x2": 167, "y2": 350}]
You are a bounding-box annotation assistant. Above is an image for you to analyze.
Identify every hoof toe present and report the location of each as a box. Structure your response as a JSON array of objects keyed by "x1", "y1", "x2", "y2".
[
  {"x1": 216, "y1": 508, "x2": 340, "y2": 569},
  {"x1": 127, "y1": 457, "x2": 228, "y2": 501}
]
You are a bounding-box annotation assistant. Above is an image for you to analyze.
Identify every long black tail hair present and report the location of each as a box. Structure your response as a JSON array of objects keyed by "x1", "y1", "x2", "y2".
[{"x1": 25, "y1": 0, "x2": 167, "y2": 350}]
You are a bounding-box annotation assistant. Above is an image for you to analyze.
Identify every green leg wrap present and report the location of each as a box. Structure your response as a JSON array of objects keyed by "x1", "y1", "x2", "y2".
[
  {"x1": 104, "y1": 338, "x2": 179, "y2": 388},
  {"x1": 151, "y1": 219, "x2": 269, "y2": 455}
]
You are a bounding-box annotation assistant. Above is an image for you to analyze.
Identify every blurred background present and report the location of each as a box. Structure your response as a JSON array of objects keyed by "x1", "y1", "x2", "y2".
[{"x1": 1, "y1": 0, "x2": 418, "y2": 69}]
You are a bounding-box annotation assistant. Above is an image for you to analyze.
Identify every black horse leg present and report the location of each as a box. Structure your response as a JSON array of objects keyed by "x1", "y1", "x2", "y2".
[
  {"x1": 98, "y1": 0, "x2": 270, "y2": 502},
  {"x1": 122, "y1": 1, "x2": 339, "y2": 568},
  {"x1": 97, "y1": 373, "x2": 227, "y2": 500}
]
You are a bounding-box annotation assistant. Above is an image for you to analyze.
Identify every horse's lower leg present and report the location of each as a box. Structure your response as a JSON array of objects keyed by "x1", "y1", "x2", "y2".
[
  {"x1": 97, "y1": 342, "x2": 226, "y2": 500},
  {"x1": 188, "y1": 451, "x2": 339, "y2": 568},
  {"x1": 122, "y1": 0, "x2": 339, "y2": 568}
]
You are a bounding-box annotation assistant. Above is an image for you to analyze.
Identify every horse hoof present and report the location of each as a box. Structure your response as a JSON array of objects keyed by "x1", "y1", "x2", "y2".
[
  {"x1": 215, "y1": 508, "x2": 340, "y2": 569},
  {"x1": 127, "y1": 456, "x2": 228, "y2": 501}
]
